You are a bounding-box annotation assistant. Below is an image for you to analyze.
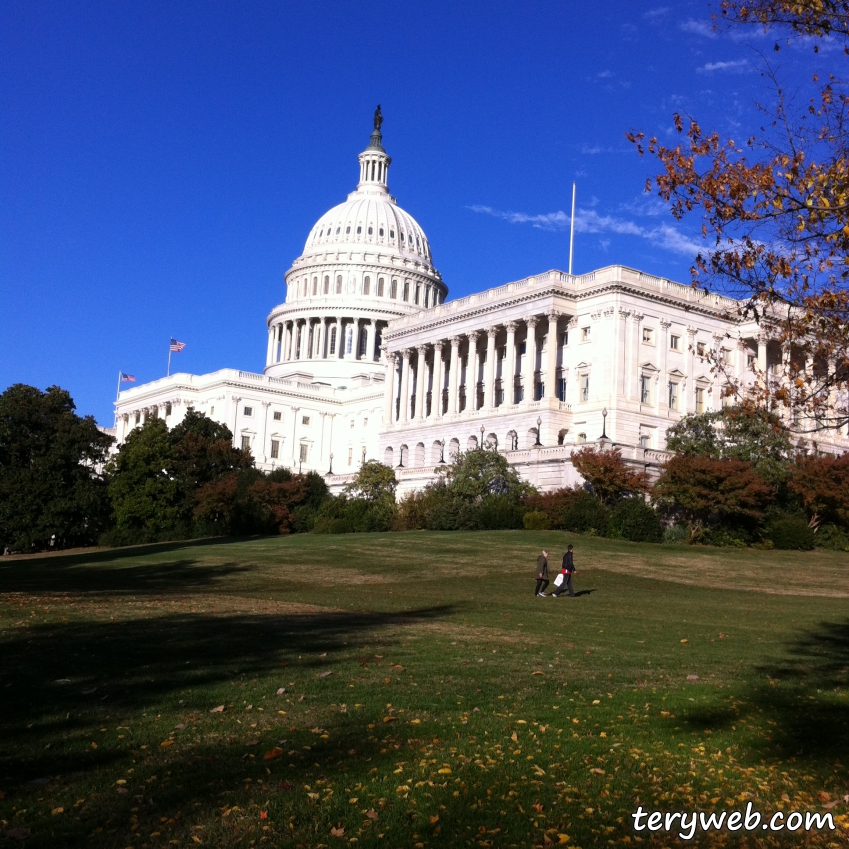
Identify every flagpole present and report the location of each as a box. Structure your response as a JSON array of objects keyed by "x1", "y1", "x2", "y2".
[
  {"x1": 116, "y1": 371, "x2": 122, "y2": 403},
  {"x1": 568, "y1": 181, "x2": 576, "y2": 276},
  {"x1": 167, "y1": 340, "x2": 172, "y2": 378}
]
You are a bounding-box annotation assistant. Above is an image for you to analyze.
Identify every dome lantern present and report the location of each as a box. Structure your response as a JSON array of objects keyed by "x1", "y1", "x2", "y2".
[{"x1": 357, "y1": 105, "x2": 391, "y2": 192}]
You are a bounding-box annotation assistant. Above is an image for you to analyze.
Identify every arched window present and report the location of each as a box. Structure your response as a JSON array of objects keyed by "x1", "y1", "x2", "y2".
[
  {"x1": 415, "y1": 284, "x2": 421, "y2": 305},
  {"x1": 335, "y1": 226, "x2": 340, "y2": 234},
  {"x1": 336, "y1": 275, "x2": 342, "y2": 294},
  {"x1": 345, "y1": 226, "x2": 350, "y2": 234},
  {"x1": 368, "y1": 226, "x2": 373, "y2": 235},
  {"x1": 345, "y1": 326, "x2": 354, "y2": 354},
  {"x1": 323, "y1": 275, "x2": 329, "y2": 294},
  {"x1": 357, "y1": 225, "x2": 361, "y2": 234},
  {"x1": 312, "y1": 277, "x2": 318, "y2": 295},
  {"x1": 403, "y1": 281, "x2": 410, "y2": 301},
  {"x1": 329, "y1": 327, "x2": 337, "y2": 355},
  {"x1": 378, "y1": 277, "x2": 385, "y2": 296},
  {"x1": 400, "y1": 232, "x2": 405, "y2": 242},
  {"x1": 390, "y1": 279, "x2": 398, "y2": 299},
  {"x1": 379, "y1": 227, "x2": 384, "y2": 237},
  {"x1": 363, "y1": 276, "x2": 370, "y2": 295},
  {"x1": 390, "y1": 229, "x2": 395, "y2": 239}
]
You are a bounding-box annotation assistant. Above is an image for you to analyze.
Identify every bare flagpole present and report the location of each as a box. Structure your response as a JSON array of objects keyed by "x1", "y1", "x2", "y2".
[
  {"x1": 115, "y1": 370, "x2": 122, "y2": 402},
  {"x1": 568, "y1": 181, "x2": 576, "y2": 276},
  {"x1": 167, "y1": 340, "x2": 172, "y2": 377}
]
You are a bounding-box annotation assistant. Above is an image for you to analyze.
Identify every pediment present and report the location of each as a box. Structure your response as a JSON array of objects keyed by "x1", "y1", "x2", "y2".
[
  {"x1": 575, "y1": 361, "x2": 591, "y2": 370},
  {"x1": 639, "y1": 361, "x2": 659, "y2": 372},
  {"x1": 668, "y1": 368, "x2": 686, "y2": 379}
]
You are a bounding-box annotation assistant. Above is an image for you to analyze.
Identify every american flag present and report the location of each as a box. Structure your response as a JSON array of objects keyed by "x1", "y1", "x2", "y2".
[
  {"x1": 120, "y1": 372, "x2": 136, "y2": 383},
  {"x1": 169, "y1": 338, "x2": 186, "y2": 352}
]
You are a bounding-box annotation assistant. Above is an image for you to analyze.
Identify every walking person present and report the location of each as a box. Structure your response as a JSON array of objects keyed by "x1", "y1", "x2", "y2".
[
  {"x1": 552, "y1": 544, "x2": 576, "y2": 598},
  {"x1": 535, "y1": 550, "x2": 550, "y2": 597}
]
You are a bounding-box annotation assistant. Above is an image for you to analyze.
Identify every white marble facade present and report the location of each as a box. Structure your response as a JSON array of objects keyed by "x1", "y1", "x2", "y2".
[{"x1": 113, "y1": 120, "x2": 849, "y2": 494}]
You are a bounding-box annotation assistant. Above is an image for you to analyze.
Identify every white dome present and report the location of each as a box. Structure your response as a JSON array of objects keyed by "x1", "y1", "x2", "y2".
[{"x1": 304, "y1": 195, "x2": 434, "y2": 270}]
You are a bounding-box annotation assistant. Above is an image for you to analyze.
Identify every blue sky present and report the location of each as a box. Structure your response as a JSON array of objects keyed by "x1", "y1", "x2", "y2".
[{"x1": 0, "y1": 1, "x2": 818, "y2": 424}]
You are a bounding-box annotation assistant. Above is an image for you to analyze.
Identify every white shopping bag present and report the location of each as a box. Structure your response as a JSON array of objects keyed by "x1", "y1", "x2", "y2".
[{"x1": 553, "y1": 573, "x2": 564, "y2": 587}]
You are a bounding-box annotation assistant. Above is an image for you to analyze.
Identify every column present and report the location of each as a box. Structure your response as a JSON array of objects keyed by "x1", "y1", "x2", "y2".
[
  {"x1": 613, "y1": 310, "x2": 628, "y2": 402},
  {"x1": 448, "y1": 336, "x2": 461, "y2": 414},
  {"x1": 331, "y1": 317, "x2": 341, "y2": 359},
  {"x1": 757, "y1": 333, "x2": 768, "y2": 390},
  {"x1": 522, "y1": 316, "x2": 539, "y2": 403},
  {"x1": 484, "y1": 326, "x2": 498, "y2": 409},
  {"x1": 659, "y1": 319, "x2": 671, "y2": 408},
  {"x1": 504, "y1": 322, "x2": 517, "y2": 405},
  {"x1": 544, "y1": 311, "x2": 559, "y2": 401},
  {"x1": 468, "y1": 331, "x2": 481, "y2": 411},
  {"x1": 266, "y1": 325, "x2": 275, "y2": 367},
  {"x1": 314, "y1": 319, "x2": 322, "y2": 360},
  {"x1": 399, "y1": 349, "x2": 412, "y2": 422},
  {"x1": 630, "y1": 314, "x2": 643, "y2": 401},
  {"x1": 363, "y1": 319, "x2": 374, "y2": 362},
  {"x1": 414, "y1": 344, "x2": 427, "y2": 420},
  {"x1": 685, "y1": 326, "x2": 697, "y2": 413},
  {"x1": 430, "y1": 341, "x2": 444, "y2": 418},
  {"x1": 283, "y1": 322, "x2": 292, "y2": 361},
  {"x1": 342, "y1": 319, "x2": 354, "y2": 360},
  {"x1": 383, "y1": 351, "x2": 397, "y2": 424},
  {"x1": 621, "y1": 312, "x2": 633, "y2": 400}
]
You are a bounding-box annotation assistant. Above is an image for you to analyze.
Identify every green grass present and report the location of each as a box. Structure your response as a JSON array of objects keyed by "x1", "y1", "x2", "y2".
[{"x1": 1, "y1": 532, "x2": 848, "y2": 848}]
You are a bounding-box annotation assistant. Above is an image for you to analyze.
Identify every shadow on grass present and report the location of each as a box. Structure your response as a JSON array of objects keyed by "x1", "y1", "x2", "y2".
[
  {"x1": 0, "y1": 604, "x2": 457, "y2": 775},
  {"x1": 0, "y1": 557, "x2": 252, "y2": 595},
  {"x1": 680, "y1": 617, "x2": 849, "y2": 767}
]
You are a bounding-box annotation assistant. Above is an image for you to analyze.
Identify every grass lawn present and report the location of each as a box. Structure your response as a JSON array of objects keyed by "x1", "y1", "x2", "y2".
[{"x1": 1, "y1": 532, "x2": 848, "y2": 848}]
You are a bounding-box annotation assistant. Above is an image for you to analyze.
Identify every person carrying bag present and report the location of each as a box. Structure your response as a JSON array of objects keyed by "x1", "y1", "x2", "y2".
[{"x1": 552, "y1": 544, "x2": 576, "y2": 598}]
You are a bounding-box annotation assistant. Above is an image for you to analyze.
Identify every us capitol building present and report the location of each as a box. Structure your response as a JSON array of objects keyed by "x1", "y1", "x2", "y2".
[{"x1": 113, "y1": 112, "x2": 849, "y2": 494}]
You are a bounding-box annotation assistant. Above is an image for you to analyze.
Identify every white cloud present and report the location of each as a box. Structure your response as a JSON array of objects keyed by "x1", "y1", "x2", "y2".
[
  {"x1": 680, "y1": 18, "x2": 715, "y2": 37},
  {"x1": 644, "y1": 7, "x2": 670, "y2": 19},
  {"x1": 467, "y1": 204, "x2": 705, "y2": 257},
  {"x1": 697, "y1": 58, "x2": 749, "y2": 73},
  {"x1": 596, "y1": 69, "x2": 614, "y2": 79}
]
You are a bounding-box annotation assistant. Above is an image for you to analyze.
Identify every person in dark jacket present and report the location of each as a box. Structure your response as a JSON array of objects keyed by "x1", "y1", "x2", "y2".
[
  {"x1": 552, "y1": 544, "x2": 576, "y2": 597},
  {"x1": 535, "y1": 550, "x2": 550, "y2": 597}
]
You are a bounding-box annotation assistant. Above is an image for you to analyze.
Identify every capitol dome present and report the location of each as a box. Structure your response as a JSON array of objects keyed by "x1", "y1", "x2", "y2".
[{"x1": 264, "y1": 110, "x2": 448, "y2": 385}]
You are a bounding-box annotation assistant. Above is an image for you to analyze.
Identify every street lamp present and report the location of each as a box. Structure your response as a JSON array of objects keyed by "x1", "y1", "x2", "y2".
[
  {"x1": 438, "y1": 439, "x2": 445, "y2": 464},
  {"x1": 600, "y1": 407, "x2": 608, "y2": 442},
  {"x1": 328, "y1": 452, "x2": 334, "y2": 475},
  {"x1": 361, "y1": 446, "x2": 367, "y2": 466},
  {"x1": 480, "y1": 424, "x2": 485, "y2": 448},
  {"x1": 534, "y1": 416, "x2": 542, "y2": 447}
]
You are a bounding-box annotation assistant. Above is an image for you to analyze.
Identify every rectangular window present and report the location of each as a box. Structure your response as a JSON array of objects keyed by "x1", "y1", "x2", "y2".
[
  {"x1": 639, "y1": 433, "x2": 650, "y2": 448},
  {"x1": 747, "y1": 353, "x2": 756, "y2": 369},
  {"x1": 243, "y1": 406, "x2": 253, "y2": 417},
  {"x1": 558, "y1": 378, "x2": 566, "y2": 402},
  {"x1": 642, "y1": 327, "x2": 654, "y2": 344},
  {"x1": 670, "y1": 334, "x2": 680, "y2": 351},
  {"x1": 668, "y1": 381, "x2": 679, "y2": 410},
  {"x1": 640, "y1": 375, "x2": 651, "y2": 405},
  {"x1": 577, "y1": 432, "x2": 587, "y2": 444},
  {"x1": 363, "y1": 418, "x2": 368, "y2": 427},
  {"x1": 358, "y1": 331, "x2": 367, "y2": 357},
  {"x1": 241, "y1": 435, "x2": 250, "y2": 451},
  {"x1": 696, "y1": 387, "x2": 705, "y2": 414},
  {"x1": 299, "y1": 443, "x2": 309, "y2": 462},
  {"x1": 347, "y1": 447, "x2": 353, "y2": 465},
  {"x1": 165, "y1": 402, "x2": 172, "y2": 417},
  {"x1": 580, "y1": 374, "x2": 589, "y2": 402},
  {"x1": 561, "y1": 331, "x2": 569, "y2": 347},
  {"x1": 723, "y1": 348, "x2": 733, "y2": 364},
  {"x1": 273, "y1": 411, "x2": 282, "y2": 421},
  {"x1": 697, "y1": 341, "x2": 706, "y2": 357},
  {"x1": 345, "y1": 327, "x2": 353, "y2": 354},
  {"x1": 270, "y1": 439, "x2": 280, "y2": 459},
  {"x1": 301, "y1": 415, "x2": 310, "y2": 426},
  {"x1": 581, "y1": 327, "x2": 591, "y2": 342},
  {"x1": 330, "y1": 327, "x2": 337, "y2": 355},
  {"x1": 721, "y1": 391, "x2": 732, "y2": 408},
  {"x1": 519, "y1": 342, "x2": 526, "y2": 356}
]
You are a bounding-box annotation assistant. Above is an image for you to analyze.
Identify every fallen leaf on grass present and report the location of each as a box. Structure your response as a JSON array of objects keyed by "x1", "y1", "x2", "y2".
[
  {"x1": 159, "y1": 740, "x2": 173, "y2": 748},
  {"x1": 210, "y1": 706, "x2": 224, "y2": 713},
  {"x1": 590, "y1": 768, "x2": 605, "y2": 775},
  {"x1": 318, "y1": 671, "x2": 333, "y2": 679},
  {"x1": 175, "y1": 723, "x2": 188, "y2": 731},
  {"x1": 191, "y1": 836, "x2": 202, "y2": 845},
  {"x1": 437, "y1": 768, "x2": 452, "y2": 775},
  {"x1": 687, "y1": 674, "x2": 699, "y2": 682},
  {"x1": 51, "y1": 806, "x2": 64, "y2": 815},
  {"x1": 680, "y1": 639, "x2": 688, "y2": 644},
  {"x1": 260, "y1": 811, "x2": 267, "y2": 820},
  {"x1": 263, "y1": 747, "x2": 283, "y2": 761},
  {"x1": 276, "y1": 688, "x2": 285, "y2": 695},
  {"x1": 366, "y1": 810, "x2": 378, "y2": 821},
  {"x1": 330, "y1": 825, "x2": 345, "y2": 838}
]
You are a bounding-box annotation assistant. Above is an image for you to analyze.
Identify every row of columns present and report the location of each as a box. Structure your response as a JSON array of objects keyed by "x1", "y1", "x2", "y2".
[
  {"x1": 267, "y1": 317, "x2": 382, "y2": 366},
  {"x1": 383, "y1": 311, "x2": 563, "y2": 424}
]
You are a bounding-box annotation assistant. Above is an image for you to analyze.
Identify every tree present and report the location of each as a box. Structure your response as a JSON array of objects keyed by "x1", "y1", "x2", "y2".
[
  {"x1": 787, "y1": 451, "x2": 849, "y2": 528},
  {"x1": 570, "y1": 446, "x2": 650, "y2": 505},
  {"x1": 0, "y1": 384, "x2": 113, "y2": 551},
  {"x1": 443, "y1": 446, "x2": 533, "y2": 501},
  {"x1": 653, "y1": 454, "x2": 774, "y2": 540},
  {"x1": 344, "y1": 460, "x2": 397, "y2": 503},
  {"x1": 107, "y1": 409, "x2": 251, "y2": 536},
  {"x1": 628, "y1": 1, "x2": 849, "y2": 433},
  {"x1": 665, "y1": 405, "x2": 793, "y2": 486}
]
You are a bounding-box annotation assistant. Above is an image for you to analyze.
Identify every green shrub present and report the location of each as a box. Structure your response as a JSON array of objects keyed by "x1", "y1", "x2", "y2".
[
  {"x1": 663, "y1": 524, "x2": 689, "y2": 545},
  {"x1": 609, "y1": 498, "x2": 663, "y2": 543},
  {"x1": 478, "y1": 496, "x2": 525, "y2": 530},
  {"x1": 523, "y1": 510, "x2": 551, "y2": 531},
  {"x1": 767, "y1": 515, "x2": 815, "y2": 550},
  {"x1": 562, "y1": 491, "x2": 609, "y2": 536},
  {"x1": 311, "y1": 516, "x2": 353, "y2": 535},
  {"x1": 814, "y1": 524, "x2": 849, "y2": 551}
]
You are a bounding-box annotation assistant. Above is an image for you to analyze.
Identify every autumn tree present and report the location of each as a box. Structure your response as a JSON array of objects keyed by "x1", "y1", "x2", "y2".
[
  {"x1": 787, "y1": 451, "x2": 849, "y2": 527},
  {"x1": 628, "y1": 0, "x2": 849, "y2": 434},
  {"x1": 653, "y1": 454, "x2": 773, "y2": 540},
  {"x1": 570, "y1": 446, "x2": 651, "y2": 505},
  {"x1": 443, "y1": 446, "x2": 533, "y2": 501},
  {"x1": 344, "y1": 460, "x2": 397, "y2": 504}
]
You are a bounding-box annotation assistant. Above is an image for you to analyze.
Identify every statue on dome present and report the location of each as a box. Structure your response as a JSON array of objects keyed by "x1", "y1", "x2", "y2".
[{"x1": 373, "y1": 105, "x2": 383, "y2": 132}]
